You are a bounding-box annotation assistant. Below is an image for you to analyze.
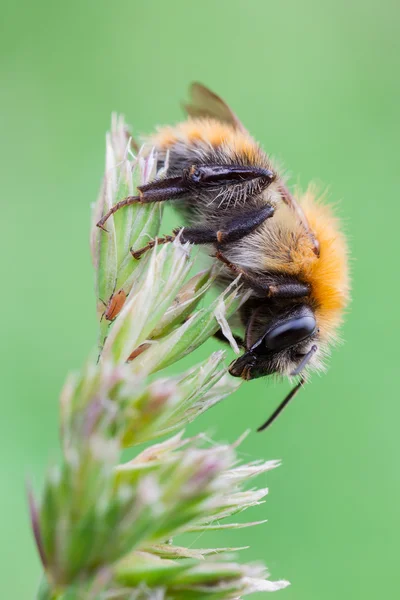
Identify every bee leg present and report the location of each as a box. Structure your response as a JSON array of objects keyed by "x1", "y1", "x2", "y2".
[
  {"x1": 130, "y1": 205, "x2": 275, "y2": 266},
  {"x1": 215, "y1": 250, "x2": 311, "y2": 298},
  {"x1": 96, "y1": 175, "x2": 190, "y2": 231},
  {"x1": 172, "y1": 205, "x2": 275, "y2": 246},
  {"x1": 266, "y1": 282, "x2": 311, "y2": 298},
  {"x1": 131, "y1": 222, "x2": 223, "y2": 259},
  {"x1": 213, "y1": 328, "x2": 245, "y2": 348},
  {"x1": 215, "y1": 205, "x2": 275, "y2": 244},
  {"x1": 214, "y1": 249, "x2": 265, "y2": 290},
  {"x1": 130, "y1": 217, "x2": 264, "y2": 264},
  {"x1": 97, "y1": 195, "x2": 141, "y2": 231},
  {"x1": 131, "y1": 221, "x2": 226, "y2": 259},
  {"x1": 131, "y1": 230, "x2": 181, "y2": 259}
]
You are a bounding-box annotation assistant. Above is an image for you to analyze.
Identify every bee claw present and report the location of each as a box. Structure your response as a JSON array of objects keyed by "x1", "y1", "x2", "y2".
[
  {"x1": 97, "y1": 223, "x2": 109, "y2": 233},
  {"x1": 130, "y1": 249, "x2": 142, "y2": 260}
]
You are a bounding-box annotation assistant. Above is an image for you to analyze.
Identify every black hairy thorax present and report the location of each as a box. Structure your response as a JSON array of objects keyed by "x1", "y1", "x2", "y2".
[{"x1": 159, "y1": 142, "x2": 275, "y2": 225}]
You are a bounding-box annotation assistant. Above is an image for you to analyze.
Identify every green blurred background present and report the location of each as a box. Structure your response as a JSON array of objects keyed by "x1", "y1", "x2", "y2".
[{"x1": 1, "y1": 0, "x2": 399, "y2": 597}]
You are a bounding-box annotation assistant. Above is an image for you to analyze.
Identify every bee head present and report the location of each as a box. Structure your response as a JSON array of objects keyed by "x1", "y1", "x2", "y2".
[{"x1": 229, "y1": 304, "x2": 319, "y2": 380}]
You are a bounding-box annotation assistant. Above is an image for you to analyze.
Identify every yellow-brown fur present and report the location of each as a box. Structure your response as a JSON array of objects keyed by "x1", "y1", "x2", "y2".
[
  {"x1": 300, "y1": 189, "x2": 350, "y2": 342},
  {"x1": 150, "y1": 118, "x2": 262, "y2": 165}
]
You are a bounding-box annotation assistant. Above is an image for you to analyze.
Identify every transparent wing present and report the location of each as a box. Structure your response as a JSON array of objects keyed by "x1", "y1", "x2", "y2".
[{"x1": 183, "y1": 82, "x2": 246, "y2": 132}]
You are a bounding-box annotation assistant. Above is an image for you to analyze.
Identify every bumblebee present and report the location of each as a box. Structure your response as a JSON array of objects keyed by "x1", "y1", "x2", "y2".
[{"x1": 98, "y1": 83, "x2": 350, "y2": 430}]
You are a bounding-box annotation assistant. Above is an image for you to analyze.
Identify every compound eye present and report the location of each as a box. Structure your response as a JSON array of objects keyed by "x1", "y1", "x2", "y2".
[{"x1": 264, "y1": 315, "x2": 316, "y2": 352}]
